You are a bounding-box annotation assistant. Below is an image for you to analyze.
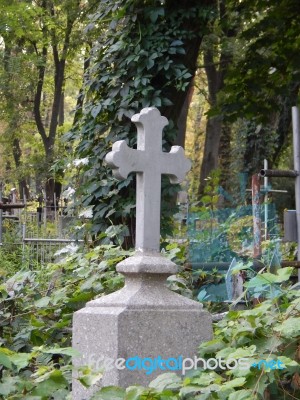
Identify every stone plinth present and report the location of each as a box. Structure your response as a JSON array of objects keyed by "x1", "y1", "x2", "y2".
[{"x1": 72, "y1": 253, "x2": 212, "y2": 399}]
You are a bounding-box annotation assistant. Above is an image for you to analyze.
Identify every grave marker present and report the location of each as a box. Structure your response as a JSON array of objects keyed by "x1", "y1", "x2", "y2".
[{"x1": 72, "y1": 107, "x2": 212, "y2": 399}]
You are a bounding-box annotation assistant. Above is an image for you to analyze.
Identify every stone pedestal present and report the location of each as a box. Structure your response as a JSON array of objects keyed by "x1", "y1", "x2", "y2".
[{"x1": 72, "y1": 252, "x2": 212, "y2": 399}]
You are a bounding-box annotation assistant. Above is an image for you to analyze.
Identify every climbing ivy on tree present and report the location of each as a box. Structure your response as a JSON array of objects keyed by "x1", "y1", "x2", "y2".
[{"x1": 69, "y1": 0, "x2": 215, "y2": 246}]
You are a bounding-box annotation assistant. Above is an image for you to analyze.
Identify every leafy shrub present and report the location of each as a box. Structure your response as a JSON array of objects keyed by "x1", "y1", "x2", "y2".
[
  {"x1": 91, "y1": 267, "x2": 300, "y2": 400},
  {"x1": 1, "y1": 244, "x2": 299, "y2": 399},
  {"x1": 0, "y1": 244, "x2": 130, "y2": 398}
]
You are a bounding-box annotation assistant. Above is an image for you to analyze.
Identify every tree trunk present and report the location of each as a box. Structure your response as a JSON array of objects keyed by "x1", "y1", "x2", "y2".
[
  {"x1": 219, "y1": 122, "x2": 232, "y2": 194},
  {"x1": 199, "y1": 47, "x2": 222, "y2": 195},
  {"x1": 12, "y1": 138, "x2": 30, "y2": 200},
  {"x1": 59, "y1": 91, "x2": 64, "y2": 126},
  {"x1": 199, "y1": 115, "x2": 222, "y2": 194},
  {"x1": 175, "y1": 84, "x2": 194, "y2": 147},
  {"x1": 3, "y1": 39, "x2": 30, "y2": 200},
  {"x1": 198, "y1": 0, "x2": 236, "y2": 196},
  {"x1": 272, "y1": 83, "x2": 300, "y2": 166},
  {"x1": 73, "y1": 47, "x2": 91, "y2": 125},
  {"x1": 161, "y1": 0, "x2": 214, "y2": 143},
  {"x1": 33, "y1": 1, "x2": 77, "y2": 203}
]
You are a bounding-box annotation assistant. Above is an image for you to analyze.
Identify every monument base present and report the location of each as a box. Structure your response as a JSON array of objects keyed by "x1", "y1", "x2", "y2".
[{"x1": 72, "y1": 253, "x2": 212, "y2": 399}]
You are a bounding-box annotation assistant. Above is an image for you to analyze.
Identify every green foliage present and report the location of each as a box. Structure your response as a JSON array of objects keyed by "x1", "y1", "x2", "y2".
[
  {"x1": 229, "y1": 119, "x2": 279, "y2": 178},
  {"x1": 0, "y1": 246, "x2": 23, "y2": 278},
  {"x1": 0, "y1": 243, "x2": 129, "y2": 398},
  {"x1": 0, "y1": 219, "x2": 23, "y2": 275},
  {"x1": 0, "y1": 0, "x2": 97, "y2": 199},
  {"x1": 69, "y1": 0, "x2": 215, "y2": 241},
  {"x1": 1, "y1": 232, "x2": 299, "y2": 399},
  {"x1": 90, "y1": 267, "x2": 300, "y2": 400},
  {"x1": 0, "y1": 347, "x2": 73, "y2": 399},
  {"x1": 222, "y1": 0, "x2": 300, "y2": 122},
  {"x1": 191, "y1": 170, "x2": 221, "y2": 212},
  {"x1": 216, "y1": 0, "x2": 300, "y2": 178}
]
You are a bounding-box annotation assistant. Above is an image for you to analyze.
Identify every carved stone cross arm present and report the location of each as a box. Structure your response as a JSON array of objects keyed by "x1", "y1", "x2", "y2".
[
  {"x1": 105, "y1": 107, "x2": 191, "y2": 253},
  {"x1": 105, "y1": 140, "x2": 189, "y2": 183},
  {"x1": 105, "y1": 141, "x2": 144, "y2": 180}
]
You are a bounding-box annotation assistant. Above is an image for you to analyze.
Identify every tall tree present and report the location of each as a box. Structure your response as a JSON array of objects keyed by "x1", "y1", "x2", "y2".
[
  {"x1": 221, "y1": 0, "x2": 300, "y2": 176},
  {"x1": 0, "y1": 0, "x2": 97, "y2": 201},
  {"x1": 70, "y1": 0, "x2": 216, "y2": 245},
  {"x1": 0, "y1": 1, "x2": 37, "y2": 198},
  {"x1": 32, "y1": 0, "x2": 85, "y2": 201},
  {"x1": 198, "y1": 0, "x2": 238, "y2": 195}
]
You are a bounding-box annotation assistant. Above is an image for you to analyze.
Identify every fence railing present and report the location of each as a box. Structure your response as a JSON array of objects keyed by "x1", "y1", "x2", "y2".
[
  {"x1": 21, "y1": 238, "x2": 85, "y2": 266},
  {"x1": 0, "y1": 209, "x2": 85, "y2": 267}
]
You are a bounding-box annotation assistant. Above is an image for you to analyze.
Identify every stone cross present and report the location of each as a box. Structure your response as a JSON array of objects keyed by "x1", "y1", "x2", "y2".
[
  {"x1": 73, "y1": 108, "x2": 212, "y2": 399},
  {"x1": 105, "y1": 107, "x2": 191, "y2": 252}
]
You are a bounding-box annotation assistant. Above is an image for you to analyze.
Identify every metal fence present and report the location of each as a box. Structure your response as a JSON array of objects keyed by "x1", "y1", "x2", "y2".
[
  {"x1": 22, "y1": 238, "x2": 84, "y2": 266},
  {"x1": 0, "y1": 208, "x2": 84, "y2": 267}
]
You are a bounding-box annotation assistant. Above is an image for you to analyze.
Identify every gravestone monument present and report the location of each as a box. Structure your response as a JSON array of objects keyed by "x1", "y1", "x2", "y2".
[{"x1": 72, "y1": 107, "x2": 212, "y2": 399}]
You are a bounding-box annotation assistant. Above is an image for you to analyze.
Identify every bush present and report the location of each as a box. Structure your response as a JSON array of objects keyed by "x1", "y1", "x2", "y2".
[
  {"x1": 0, "y1": 244, "x2": 129, "y2": 398},
  {"x1": 1, "y1": 245, "x2": 299, "y2": 399}
]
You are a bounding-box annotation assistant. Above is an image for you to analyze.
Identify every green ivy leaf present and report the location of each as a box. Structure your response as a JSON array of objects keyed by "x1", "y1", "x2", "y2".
[
  {"x1": 0, "y1": 352, "x2": 12, "y2": 369},
  {"x1": 221, "y1": 345, "x2": 257, "y2": 360},
  {"x1": 274, "y1": 317, "x2": 300, "y2": 338},
  {"x1": 31, "y1": 370, "x2": 68, "y2": 396},
  {"x1": 275, "y1": 267, "x2": 294, "y2": 282},
  {"x1": 91, "y1": 104, "x2": 102, "y2": 118},
  {"x1": 91, "y1": 386, "x2": 125, "y2": 399},
  {"x1": 180, "y1": 385, "x2": 205, "y2": 395},
  {"x1": 245, "y1": 268, "x2": 294, "y2": 288},
  {"x1": 199, "y1": 339, "x2": 225, "y2": 355},
  {"x1": 148, "y1": 7, "x2": 164, "y2": 23},
  {"x1": 42, "y1": 346, "x2": 81, "y2": 357},
  {"x1": 10, "y1": 352, "x2": 31, "y2": 371},
  {"x1": 125, "y1": 386, "x2": 150, "y2": 399},
  {"x1": 35, "y1": 296, "x2": 51, "y2": 308},
  {"x1": 0, "y1": 376, "x2": 19, "y2": 396},
  {"x1": 170, "y1": 40, "x2": 184, "y2": 46},
  {"x1": 276, "y1": 356, "x2": 299, "y2": 368},
  {"x1": 149, "y1": 372, "x2": 181, "y2": 391},
  {"x1": 78, "y1": 366, "x2": 103, "y2": 388},
  {"x1": 220, "y1": 377, "x2": 246, "y2": 391},
  {"x1": 228, "y1": 389, "x2": 252, "y2": 400},
  {"x1": 192, "y1": 371, "x2": 223, "y2": 386}
]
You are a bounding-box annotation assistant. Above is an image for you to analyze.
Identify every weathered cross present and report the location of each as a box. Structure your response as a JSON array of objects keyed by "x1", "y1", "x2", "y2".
[{"x1": 105, "y1": 107, "x2": 191, "y2": 253}]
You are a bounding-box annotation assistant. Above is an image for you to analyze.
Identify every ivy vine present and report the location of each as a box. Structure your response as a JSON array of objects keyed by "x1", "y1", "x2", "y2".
[{"x1": 68, "y1": 0, "x2": 215, "y2": 246}]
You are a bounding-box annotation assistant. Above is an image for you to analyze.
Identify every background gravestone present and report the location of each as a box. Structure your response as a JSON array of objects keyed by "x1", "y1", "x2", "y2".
[{"x1": 72, "y1": 107, "x2": 212, "y2": 399}]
